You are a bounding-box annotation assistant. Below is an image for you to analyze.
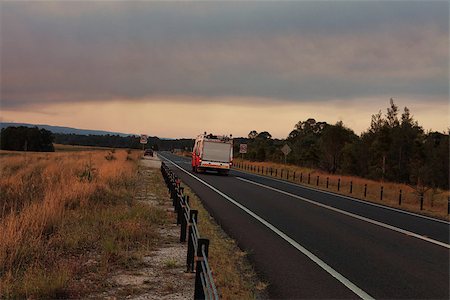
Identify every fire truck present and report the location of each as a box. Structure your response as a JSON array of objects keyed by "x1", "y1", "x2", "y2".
[{"x1": 192, "y1": 133, "x2": 233, "y2": 175}]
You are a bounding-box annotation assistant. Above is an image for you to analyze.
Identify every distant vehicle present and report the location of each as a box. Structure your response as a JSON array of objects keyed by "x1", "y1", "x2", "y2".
[
  {"x1": 144, "y1": 149, "x2": 153, "y2": 157},
  {"x1": 192, "y1": 133, "x2": 233, "y2": 175}
]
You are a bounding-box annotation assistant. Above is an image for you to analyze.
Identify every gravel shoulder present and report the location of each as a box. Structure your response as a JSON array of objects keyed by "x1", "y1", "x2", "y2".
[{"x1": 96, "y1": 155, "x2": 195, "y2": 299}]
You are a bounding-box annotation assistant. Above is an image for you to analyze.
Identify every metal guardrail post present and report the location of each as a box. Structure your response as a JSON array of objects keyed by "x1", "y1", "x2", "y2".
[
  {"x1": 364, "y1": 184, "x2": 367, "y2": 198},
  {"x1": 187, "y1": 210, "x2": 198, "y2": 272},
  {"x1": 178, "y1": 198, "x2": 183, "y2": 224},
  {"x1": 176, "y1": 187, "x2": 184, "y2": 225},
  {"x1": 180, "y1": 195, "x2": 188, "y2": 242},
  {"x1": 194, "y1": 238, "x2": 209, "y2": 300},
  {"x1": 171, "y1": 185, "x2": 177, "y2": 207},
  {"x1": 350, "y1": 181, "x2": 353, "y2": 194},
  {"x1": 420, "y1": 192, "x2": 424, "y2": 210},
  {"x1": 448, "y1": 196, "x2": 450, "y2": 215},
  {"x1": 170, "y1": 176, "x2": 177, "y2": 207},
  {"x1": 398, "y1": 190, "x2": 402, "y2": 205},
  {"x1": 337, "y1": 178, "x2": 340, "y2": 191}
]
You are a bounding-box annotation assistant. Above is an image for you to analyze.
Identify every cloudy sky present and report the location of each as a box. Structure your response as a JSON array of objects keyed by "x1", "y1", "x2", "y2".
[{"x1": 1, "y1": 1, "x2": 448, "y2": 138}]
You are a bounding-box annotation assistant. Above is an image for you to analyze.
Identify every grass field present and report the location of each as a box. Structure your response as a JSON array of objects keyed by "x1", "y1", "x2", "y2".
[
  {"x1": 0, "y1": 147, "x2": 263, "y2": 298},
  {"x1": 0, "y1": 149, "x2": 168, "y2": 298},
  {"x1": 233, "y1": 158, "x2": 450, "y2": 220}
]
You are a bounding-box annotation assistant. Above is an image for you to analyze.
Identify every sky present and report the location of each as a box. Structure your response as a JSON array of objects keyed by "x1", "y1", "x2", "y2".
[{"x1": 1, "y1": 1, "x2": 449, "y2": 138}]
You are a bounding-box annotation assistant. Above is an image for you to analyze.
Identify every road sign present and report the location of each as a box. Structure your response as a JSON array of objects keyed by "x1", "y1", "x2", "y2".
[
  {"x1": 140, "y1": 134, "x2": 148, "y2": 144},
  {"x1": 239, "y1": 144, "x2": 248, "y2": 154},
  {"x1": 281, "y1": 144, "x2": 291, "y2": 156}
]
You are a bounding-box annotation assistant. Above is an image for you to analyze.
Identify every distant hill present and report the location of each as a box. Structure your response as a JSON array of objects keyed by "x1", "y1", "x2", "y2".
[{"x1": 0, "y1": 122, "x2": 136, "y2": 137}]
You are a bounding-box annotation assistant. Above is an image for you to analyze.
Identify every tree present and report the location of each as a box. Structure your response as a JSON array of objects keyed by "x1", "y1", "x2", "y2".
[
  {"x1": 245, "y1": 131, "x2": 273, "y2": 161},
  {"x1": 287, "y1": 118, "x2": 326, "y2": 167},
  {"x1": 319, "y1": 121, "x2": 357, "y2": 173},
  {"x1": 386, "y1": 98, "x2": 399, "y2": 128},
  {"x1": 248, "y1": 130, "x2": 258, "y2": 139},
  {"x1": 0, "y1": 126, "x2": 55, "y2": 152},
  {"x1": 256, "y1": 131, "x2": 272, "y2": 140},
  {"x1": 256, "y1": 147, "x2": 266, "y2": 161}
]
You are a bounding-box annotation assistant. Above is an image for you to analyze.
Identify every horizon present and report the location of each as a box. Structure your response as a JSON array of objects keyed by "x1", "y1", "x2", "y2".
[
  {"x1": 1, "y1": 2, "x2": 449, "y2": 138},
  {"x1": 2, "y1": 105, "x2": 448, "y2": 140}
]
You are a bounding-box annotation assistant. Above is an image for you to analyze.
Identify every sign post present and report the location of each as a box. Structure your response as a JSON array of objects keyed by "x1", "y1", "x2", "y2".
[
  {"x1": 239, "y1": 144, "x2": 247, "y2": 160},
  {"x1": 281, "y1": 144, "x2": 291, "y2": 164},
  {"x1": 140, "y1": 134, "x2": 148, "y2": 151}
]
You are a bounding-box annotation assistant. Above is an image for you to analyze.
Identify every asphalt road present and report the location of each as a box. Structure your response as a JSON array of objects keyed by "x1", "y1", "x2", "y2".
[{"x1": 158, "y1": 152, "x2": 449, "y2": 299}]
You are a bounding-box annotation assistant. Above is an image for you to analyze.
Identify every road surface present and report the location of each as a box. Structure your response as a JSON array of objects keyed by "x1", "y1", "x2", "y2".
[{"x1": 159, "y1": 152, "x2": 449, "y2": 299}]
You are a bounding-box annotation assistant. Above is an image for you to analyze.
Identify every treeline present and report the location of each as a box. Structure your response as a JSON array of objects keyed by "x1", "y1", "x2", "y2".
[
  {"x1": 1, "y1": 126, "x2": 54, "y2": 152},
  {"x1": 238, "y1": 100, "x2": 449, "y2": 190},
  {"x1": 54, "y1": 133, "x2": 143, "y2": 149},
  {"x1": 0, "y1": 127, "x2": 195, "y2": 152},
  {"x1": 53, "y1": 133, "x2": 194, "y2": 151}
]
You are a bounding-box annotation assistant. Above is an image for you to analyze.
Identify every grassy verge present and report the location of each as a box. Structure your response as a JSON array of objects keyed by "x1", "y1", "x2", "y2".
[
  {"x1": 181, "y1": 186, "x2": 268, "y2": 299},
  {"x1": 0, "y1": 149, "x2": 167, "y2": 298},
  {"x1": 233, "y1": 158, "x2": 449, "y2": 220},
  {"x1": 54, "y1": 143, "x2": 115, "y2": 152}
]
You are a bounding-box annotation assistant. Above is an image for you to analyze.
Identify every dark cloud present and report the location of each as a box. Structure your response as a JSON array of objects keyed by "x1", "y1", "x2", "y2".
[{"x1": 1, "y1": 1, "x2": 448, "y2": 108}]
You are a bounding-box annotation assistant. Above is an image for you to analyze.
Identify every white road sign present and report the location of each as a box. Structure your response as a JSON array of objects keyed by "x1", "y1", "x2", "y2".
[
  {"x1": 140, "y1": 134, "x2": 148, "y2": 144},
  {"x1": 281, "y1": 144, "x2": 291, "y2": 156},
  {"x1": 239, "y1": 144, "x2": 248, "y2": 154}
]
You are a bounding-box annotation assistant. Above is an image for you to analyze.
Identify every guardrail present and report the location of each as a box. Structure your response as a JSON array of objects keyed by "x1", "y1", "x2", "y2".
[{"x1": 161, "y1": 162, "x2": 219, "y2": 300}]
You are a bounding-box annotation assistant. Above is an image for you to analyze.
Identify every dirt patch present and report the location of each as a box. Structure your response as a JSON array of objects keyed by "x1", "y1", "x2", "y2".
[{"x1": 141, "y1": 154, "x2": 162, "y2": 169}]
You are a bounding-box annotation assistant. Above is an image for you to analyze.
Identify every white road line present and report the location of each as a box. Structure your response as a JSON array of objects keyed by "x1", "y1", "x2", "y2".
[
  {"x1": 236, "y1": 177, "x2": 450, "y2": 249},
  {"x1": 159, "y1": 154, "x2": 374, "y2": 300},
  {"x1": 233, "y1": 169, "x2": 450, "y2": 225}
]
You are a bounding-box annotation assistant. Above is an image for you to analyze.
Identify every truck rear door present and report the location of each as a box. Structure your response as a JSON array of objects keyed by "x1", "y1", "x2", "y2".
[{"x1": 202, "y1": 141, "x2": 231, "y2": 163}]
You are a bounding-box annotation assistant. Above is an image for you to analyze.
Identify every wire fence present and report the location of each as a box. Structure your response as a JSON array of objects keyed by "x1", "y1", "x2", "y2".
[
  {"x1": 161, "y1": 162, "x2": 219, "y2": 300},
  {"x1": 233, "y1": 161, "x2": 450, "y2": 216}
]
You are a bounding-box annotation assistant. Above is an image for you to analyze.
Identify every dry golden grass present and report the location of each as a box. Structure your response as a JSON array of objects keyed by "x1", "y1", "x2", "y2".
[
  {"x1": 234, "y1": 159, "x2": 450, "y2": 220},
  {"x1": 182, "y1": 187, "x2": 268, "y2": 300},
  {"x1": 54, "y1": 143, "x2": 115, "y2": 152},
  {"x1": 0, "y1": 149, "x2": 166, "y2": 298}
]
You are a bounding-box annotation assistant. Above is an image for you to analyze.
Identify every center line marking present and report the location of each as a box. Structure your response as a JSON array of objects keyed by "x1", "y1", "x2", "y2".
[
  {"x1": 236, "y1": 176, "x2": 450, "y2": 249},
  {"x1": 159, "y1": 154, "x2": 374, "y2": 300}
]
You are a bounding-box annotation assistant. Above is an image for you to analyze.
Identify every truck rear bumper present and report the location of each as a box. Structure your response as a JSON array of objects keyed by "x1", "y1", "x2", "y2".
[{"x1": 200, "y1": 161, "x2": 231, "y2": 170}]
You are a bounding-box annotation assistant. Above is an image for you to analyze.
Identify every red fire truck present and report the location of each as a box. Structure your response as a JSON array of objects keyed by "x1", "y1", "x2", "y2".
[{"x1": 192, "y1": 133, "x2": 233, "y2": 175}]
